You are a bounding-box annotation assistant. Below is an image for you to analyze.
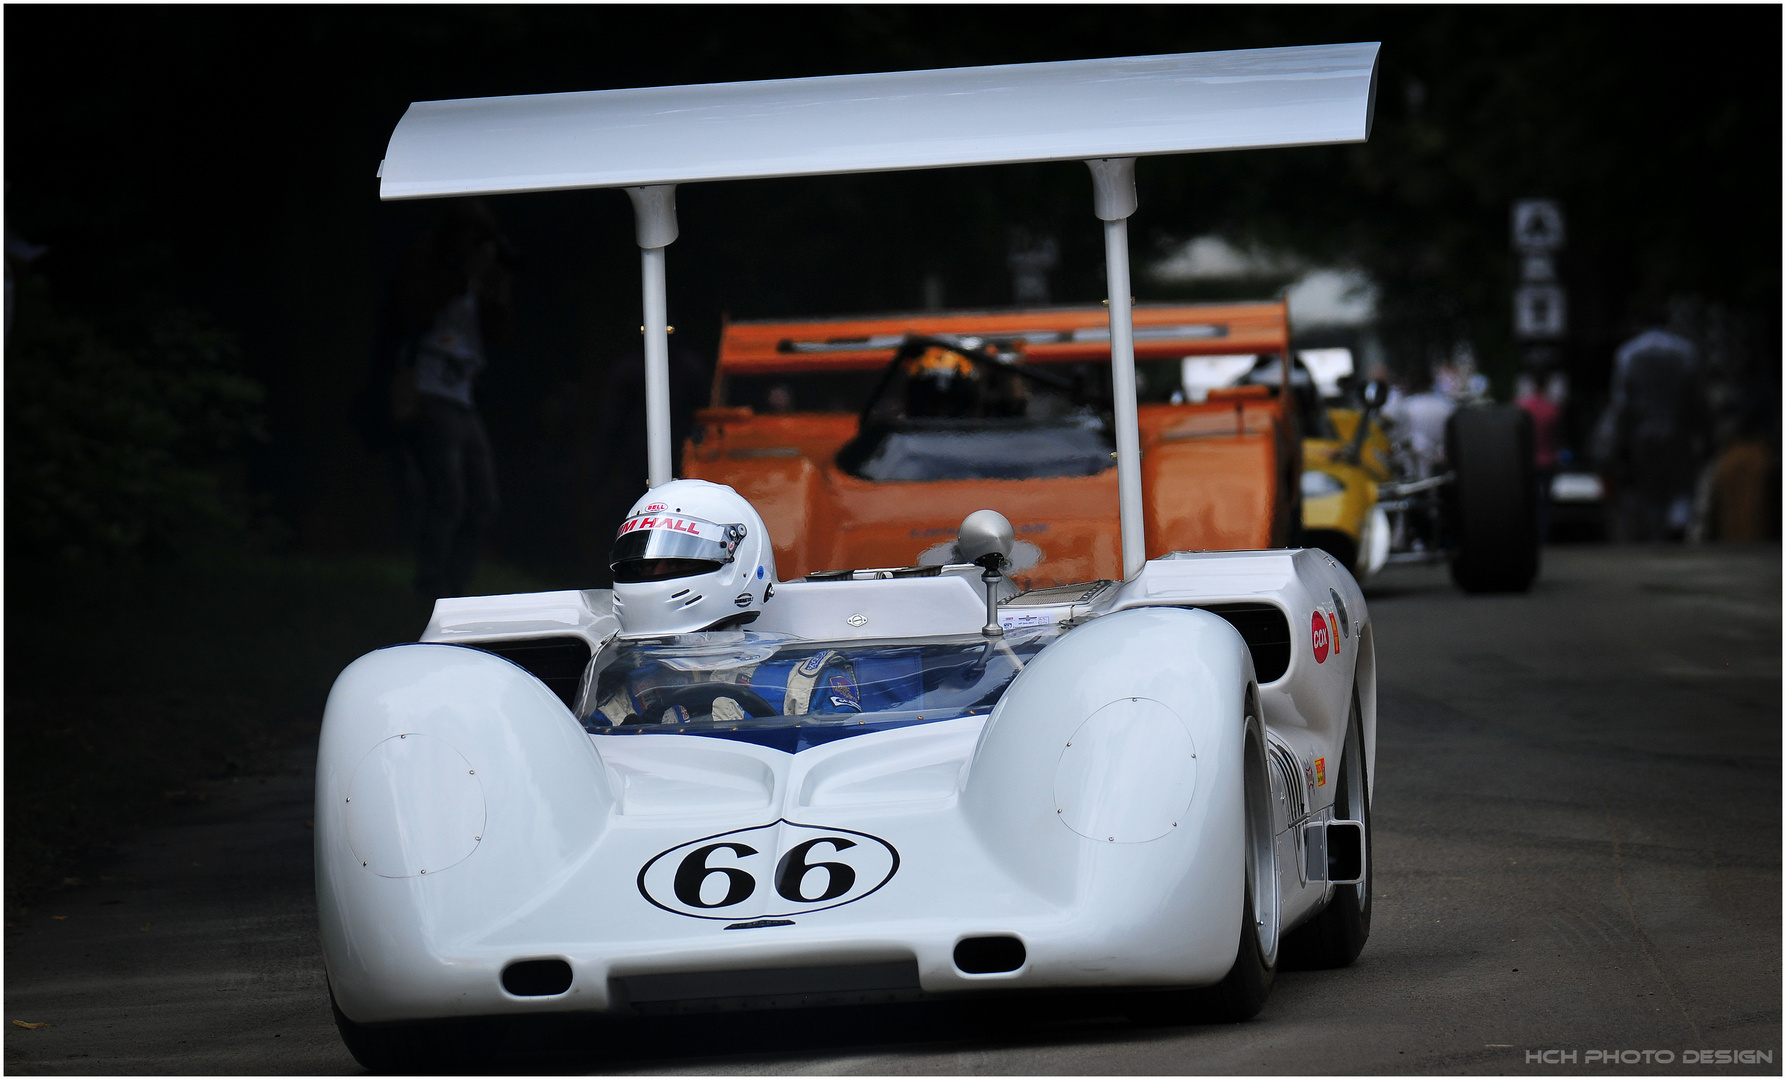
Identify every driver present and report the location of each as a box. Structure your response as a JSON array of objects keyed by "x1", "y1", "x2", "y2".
[
  {"x1": 594, "y1": 479, "x2": 864, "y2": 725},
  {"x1": 609, "y1": 478, "x2": 775, "y2": 637},
  {"x1": 902, "y1": 342, "x2": 984, "y2": 418}
]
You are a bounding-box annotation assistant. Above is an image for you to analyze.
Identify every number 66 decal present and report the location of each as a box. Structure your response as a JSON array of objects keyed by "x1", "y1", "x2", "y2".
[{"x1": 638, "y1": 821, "x2": 900, "y2": 920}]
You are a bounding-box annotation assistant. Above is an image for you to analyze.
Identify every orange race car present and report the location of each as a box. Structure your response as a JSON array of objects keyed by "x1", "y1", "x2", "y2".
[{"x1": 684, "y1": 300, "x2": 1305, "y2": 590}]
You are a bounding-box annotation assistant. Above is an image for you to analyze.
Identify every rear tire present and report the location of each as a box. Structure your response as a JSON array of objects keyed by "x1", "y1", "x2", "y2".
[
  {"x1": 330, "y1": 984, "x2": 500, "y2": 1074},
  {"x1": 1280, "y1": 690, "x2": 1371, "y2": 968},
  {"x1": 1447, "y1": 405, "x2": 1539, "y2": 593}
]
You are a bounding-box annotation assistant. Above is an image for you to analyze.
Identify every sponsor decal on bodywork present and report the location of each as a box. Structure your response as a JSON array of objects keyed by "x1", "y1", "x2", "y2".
[{"x1": 638, "y1": 821, "x2": 899, "y2": 920}]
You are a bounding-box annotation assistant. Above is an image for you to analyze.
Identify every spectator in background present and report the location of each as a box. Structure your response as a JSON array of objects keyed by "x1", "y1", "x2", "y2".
[
  {"x1": 377, "y1": 200, "x2": 514, "y2": 598},
  {"x1": 5, "y1": 225, "x2": 46, "y2": 338},
  {"x1": 1380, "y1": 366, "x2": 1454, "y2": 479},
  {"x1": 1697, "y1": 396, "x2": 1781, "y2": 542},
  {"x1": 1516, "y1": 370, "x2": 1564, "y2": 540},
  {"x1": 1599, "y1": 326, "x2": 1706, "y2": 541}
]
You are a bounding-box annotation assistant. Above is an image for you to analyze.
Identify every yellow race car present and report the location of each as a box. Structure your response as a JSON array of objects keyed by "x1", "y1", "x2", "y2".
[
  {"x1": 1300, "y1": 393, "x2": 1394, "y2": 579},
  {"x1": 1298, "y1": 377, "x2": 1539, "y2": 592}
]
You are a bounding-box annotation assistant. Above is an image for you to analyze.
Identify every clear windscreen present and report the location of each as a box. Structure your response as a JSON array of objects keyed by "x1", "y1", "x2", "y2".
[{"x1": 576, "y1": 628, "x2": 1060, "y2": 739}]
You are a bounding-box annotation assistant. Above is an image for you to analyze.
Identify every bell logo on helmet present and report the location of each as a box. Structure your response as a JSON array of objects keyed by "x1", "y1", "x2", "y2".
[{"x1": 734, "y1": 592, "x2": 753, "y2": 608}]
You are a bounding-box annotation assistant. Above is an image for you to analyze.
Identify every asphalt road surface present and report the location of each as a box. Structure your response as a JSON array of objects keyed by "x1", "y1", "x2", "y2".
[{"x1": 6, "y1": 545, "x2": 1780, "y2": 1075}]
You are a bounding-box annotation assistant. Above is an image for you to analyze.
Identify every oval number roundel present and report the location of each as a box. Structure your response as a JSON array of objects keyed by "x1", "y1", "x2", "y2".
[{"x1": 638, "y1": 821, "x2": 899, "y2": 920}]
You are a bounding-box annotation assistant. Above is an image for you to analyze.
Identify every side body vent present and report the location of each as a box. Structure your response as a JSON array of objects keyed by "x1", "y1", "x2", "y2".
[
  {"x1": 1265, "y1": 733, "x2": 1308, "y2": 835},
  {"x1": 1202, "y1": 603, "x2": 1291, "y2": 683},
  {"x1": 477, "y1": 637, "x2": 592, "y2": 709}
]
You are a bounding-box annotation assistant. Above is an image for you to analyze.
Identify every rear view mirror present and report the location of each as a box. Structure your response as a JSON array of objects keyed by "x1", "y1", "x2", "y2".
[{"x1": 958, "y1": 509, "x2": 1015, "y2": 570}]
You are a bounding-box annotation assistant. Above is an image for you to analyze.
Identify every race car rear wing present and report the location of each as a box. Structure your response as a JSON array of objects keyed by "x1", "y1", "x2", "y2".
[
  {"x1": 716, "y1": 300, "x2": 1291, "y2": 376},
  {"x1": 379, "y1": 42, "x2": 1379, "y2": 578}
]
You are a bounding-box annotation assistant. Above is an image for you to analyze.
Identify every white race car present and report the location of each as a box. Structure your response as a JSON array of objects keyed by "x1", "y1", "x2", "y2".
[{"x1": 319, "y1": 43, "x2": 1382, "y2": 1070}]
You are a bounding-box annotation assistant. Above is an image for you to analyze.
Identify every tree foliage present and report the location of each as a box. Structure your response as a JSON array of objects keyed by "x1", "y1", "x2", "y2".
[{"x1": 6, "y1": 279, "x2": 266, "y2": 561}]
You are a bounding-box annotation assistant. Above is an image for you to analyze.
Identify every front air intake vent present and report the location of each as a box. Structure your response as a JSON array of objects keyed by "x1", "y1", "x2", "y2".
[
  {"x1": 617, "y1": 960, "x2": 922, "y2": 1015},
  {"x1": 502, "y1": 958, "x2": 573, "y2": 997},
  {"x1": 953, "y1": 936, "x2": 1026, "y2": 974}
]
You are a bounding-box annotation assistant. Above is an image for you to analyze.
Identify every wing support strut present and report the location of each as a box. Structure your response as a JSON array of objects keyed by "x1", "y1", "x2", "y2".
[
  {"x1": 1087, "y1": 158, "x2": 1145, "y2": 580},
  {"x1": 627, "y1": 184, "x2": 679, "y2": 489}
]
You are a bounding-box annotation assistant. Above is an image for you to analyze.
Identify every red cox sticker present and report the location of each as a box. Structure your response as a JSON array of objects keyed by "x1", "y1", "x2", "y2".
[{"x1": 1311, "y1": 611, "x2": 1331, "y2": 663}]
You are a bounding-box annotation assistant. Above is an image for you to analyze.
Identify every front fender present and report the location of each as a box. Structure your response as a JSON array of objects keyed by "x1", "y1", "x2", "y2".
[
  {"x1": 959, "y1": 607, "x2": 1254, "y2": 985},
  {"x1": 316, "y1": 644, "x2": 614, "y2": 1022}
]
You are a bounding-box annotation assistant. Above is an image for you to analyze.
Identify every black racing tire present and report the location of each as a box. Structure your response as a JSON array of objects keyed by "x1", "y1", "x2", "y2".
[
  {"x1": 1280, "y1": 689, "x2": 1372, "y2": 969},
  {"x1": 1193, "y1": 716, "x2": 1279, "y2": 1021},
  {"x1": 330, "y1": 984, "x2": 500, "y2": 1074},
  {"x1": 1301, "y1": 528, "x2": 1359, "y2": 575},
  {"x1": 1447, "y1": 405, "x2": 1539, "y2": 593}
]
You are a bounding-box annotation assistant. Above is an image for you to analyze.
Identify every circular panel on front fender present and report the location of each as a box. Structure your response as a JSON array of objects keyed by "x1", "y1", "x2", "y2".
[
  {"x1": 1054, "y1": 697, "x2": 1197, "y2": 843},
  {"x1": 346, "y1": 733, "x2": 486, "y2": 878}
]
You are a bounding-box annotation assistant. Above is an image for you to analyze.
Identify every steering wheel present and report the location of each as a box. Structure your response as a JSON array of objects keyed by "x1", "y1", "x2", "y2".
[{"x1": 649, "y1": 683, "x2": 780, "y2": 721}]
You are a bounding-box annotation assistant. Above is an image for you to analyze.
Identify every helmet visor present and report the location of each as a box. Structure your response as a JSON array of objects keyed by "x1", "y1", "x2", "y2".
[{"x1": 610, "y1": 513, "x2": 741, "y2": 582}]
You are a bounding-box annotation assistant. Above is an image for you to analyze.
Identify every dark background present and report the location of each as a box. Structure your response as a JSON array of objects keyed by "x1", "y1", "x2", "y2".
[{"x1": 7, "y1": 5, "x2": 1780, "y2": 584}]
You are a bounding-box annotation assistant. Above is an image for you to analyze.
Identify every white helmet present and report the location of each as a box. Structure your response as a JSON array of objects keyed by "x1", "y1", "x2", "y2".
[{"x1": 609, "y1": 479, "x2": 779, "y2": 637}]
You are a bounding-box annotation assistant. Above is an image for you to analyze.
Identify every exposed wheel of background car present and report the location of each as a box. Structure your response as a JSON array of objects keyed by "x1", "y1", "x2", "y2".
[
  {"x1": 1301, "y1": 528, "x2": 1359, "y2": 575},
  {"x1": 1446, "y1": 404, "x2": 1538, "y2": 593},
  {"x1": 330, "y1": 983, "x2": 500, "y2": 1074},
  {"x1": 1280, "y1": 687, "x2": 1371, "y2": 969},
  {"x1": 1193, "y1": 714, "x2": 1279, "y2": 1021}
]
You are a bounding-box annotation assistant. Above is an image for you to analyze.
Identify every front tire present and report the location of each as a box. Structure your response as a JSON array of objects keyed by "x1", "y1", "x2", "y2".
[
  {"x1": 1127, "y1": 713, "x2": 1279, "y2": 1027},
  {"x1": 330, "y1": 984, "x2": 500, "y2": 1074},
  {"x1": 1281, "y1": 689, "x2": 1372, "y2": 968},
  {"x1": 1195, "y1": 715, "x2": 1279, "y2": 1020}
]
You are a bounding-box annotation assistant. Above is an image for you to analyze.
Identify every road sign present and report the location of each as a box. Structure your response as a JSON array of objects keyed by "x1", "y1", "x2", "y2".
[
  {"x1": 1512, "y1": 199, "x2": 1564, "y2": 253},
  {"x1": 1514, "y1": 284, "x2": 1566, "y2": 339}
]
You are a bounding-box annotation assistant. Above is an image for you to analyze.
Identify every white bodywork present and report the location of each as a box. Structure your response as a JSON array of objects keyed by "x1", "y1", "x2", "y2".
[
  {"x1": 378, "y1": 45, "x2": 1378, "y2": 199},
  {"x1": 327, "y1": 41, "x2": 1382, "y2": 1028},
  {"x1": 318, "y1": 552, "x2": 1371, "y2": 1021}
]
